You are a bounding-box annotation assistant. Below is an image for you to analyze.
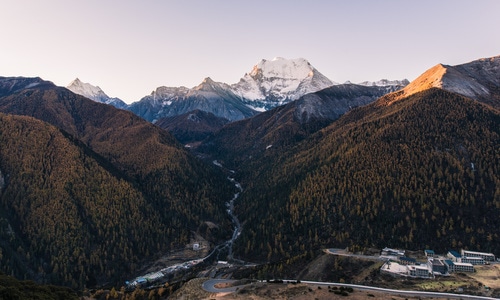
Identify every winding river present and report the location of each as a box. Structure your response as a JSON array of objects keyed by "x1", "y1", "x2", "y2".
[
  {"x1": 125, "y1": 161, "x2": 244, "y2": 288},
  {"x1": 205, "y1": 161, "x2": 243, "y2": 262}
]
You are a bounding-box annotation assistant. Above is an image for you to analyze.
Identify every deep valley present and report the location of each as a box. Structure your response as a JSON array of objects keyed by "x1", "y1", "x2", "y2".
[{"x1": 0, "y1": 55, "x2": 499, "y2": 299}]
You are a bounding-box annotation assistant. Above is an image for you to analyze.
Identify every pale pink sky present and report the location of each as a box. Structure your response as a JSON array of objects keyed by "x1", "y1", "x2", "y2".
[{"x1": 1, "y1": 0, "x2": 499, "y2": 103}]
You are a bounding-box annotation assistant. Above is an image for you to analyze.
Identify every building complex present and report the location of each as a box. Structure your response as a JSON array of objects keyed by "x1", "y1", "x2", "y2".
[{"x1": 380, "y1": 247, "x2": 496, "y2": 279}]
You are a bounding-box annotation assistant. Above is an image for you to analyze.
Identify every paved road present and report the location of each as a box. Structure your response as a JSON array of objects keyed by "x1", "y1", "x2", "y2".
[
  {"x1": 202, "y1": 279, "x2": 240, "y2": 293},
  {"x1": 325, "y1": 248, "x2": 385, "y2": 261},
  {"x1": 202, "y1": 278, "x2": 497, "y2": 299},
  {"x1": 298, "y1": 280, "x2": 497, "y2": 300}
]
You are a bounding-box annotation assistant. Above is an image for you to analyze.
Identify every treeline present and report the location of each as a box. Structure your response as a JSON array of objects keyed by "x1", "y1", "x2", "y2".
[{"x1": 232, "y1": 89, "x2": 500, "y2": 262}]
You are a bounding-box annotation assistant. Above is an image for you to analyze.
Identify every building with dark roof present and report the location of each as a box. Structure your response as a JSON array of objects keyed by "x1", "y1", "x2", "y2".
[
  {"x1": 428, "y1": 258, "x2": 447, "y2": 274},
  {"x1": 447, "y1": 250, "x2": 461, "y2": 262},
  {"x1": 399, "y1": 256, "x2": 417, "y2": 265}
]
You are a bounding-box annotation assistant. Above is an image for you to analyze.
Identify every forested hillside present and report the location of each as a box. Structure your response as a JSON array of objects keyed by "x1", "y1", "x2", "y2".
[
  {"x1": 155, "y1": 109, "x2": 230, "y2": 144},
  {"x1": 218, "y1": 88, "x2": 500, "y2": 262},
  {"x1": 0, "y1": 271, "x2": 78, "y2": 300},
  {"x1": 0, "y1": 82, "x2": 234, "y2": 289},
  {"x1": 198, "y1": 84, "x2": 401, "y2": 169}
]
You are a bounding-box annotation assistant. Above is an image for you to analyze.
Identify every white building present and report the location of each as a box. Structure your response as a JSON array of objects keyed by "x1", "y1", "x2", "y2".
[
  {"x1": 427, "y1": 258, "x2": 447, "y2": 275},
  {"x1": 447, "y1": 250, "x2": 461, "y2": 262},
  {"x1": 408, "y1": 265, "x2": 431, "y2": 278},
  {"x1": 382, "y1": 247, "x2": 405, "y2": 256},
  {"x1": 424, "y1": 250, "x2": 435, "y2": 257},
  {"x1": 460, "y1": 256, "x2": 485, "y2": 265},
  {"x1": 461, "y1": 250, "x2": 495, "y2": 262},
  {"x1": 445, "y1": 260, "x2": 475, "y2": 273}
]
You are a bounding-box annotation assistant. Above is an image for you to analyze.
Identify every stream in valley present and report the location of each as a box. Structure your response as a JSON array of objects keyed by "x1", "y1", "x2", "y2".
[{"x1": 125, "y1": 160, "x2": 244, "y2": 289}]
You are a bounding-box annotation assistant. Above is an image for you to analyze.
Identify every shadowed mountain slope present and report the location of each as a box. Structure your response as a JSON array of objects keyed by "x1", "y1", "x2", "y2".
[
  {"x1": 198, "y1": 83, "x2": 403, "y2": 169},
  {"x1": 0, "y1": 78, "x2": 233, "y2": 288},
  {"x1": 155, "y1": 109, "x2": 230, "y2": 144},
  {"x1": 206, "y1": 87, "x2": 500, "y2": 262}
]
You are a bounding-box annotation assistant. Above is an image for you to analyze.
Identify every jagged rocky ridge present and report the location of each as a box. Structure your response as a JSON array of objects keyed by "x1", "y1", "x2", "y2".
[
  {"x1": 71, "y1": 57, "x2": 408, "y2": 123},
  {"x1": 128, "y1": 77, "x2": 257, "y2": 122},
  {"x1": 197, "y1": 55, "x2": 500, "y2": 264}
]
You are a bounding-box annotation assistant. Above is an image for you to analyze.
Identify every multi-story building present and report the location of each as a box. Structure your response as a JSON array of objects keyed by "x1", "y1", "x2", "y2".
[
  {"x1": 399, "y1": 256, "x2": 417, "y2": 265},
  {"x1": 460, "y1": 256, "x2": 485, "y2": 265},
  {"x1": 447, "y1": 250, "x2": 461, "y2": 262},
  {"x1": 408, "y1": 265, "x2": 431, "y2": 278},
  {"x1": 428, "y1": 258, "x2": 447, "y2": 275},
  {"x1": 461, "y1": 250, "x2": 495, "y2": 262},
  {"x1": 444, "y1": 260, "x2": 474, "y2": 273}
]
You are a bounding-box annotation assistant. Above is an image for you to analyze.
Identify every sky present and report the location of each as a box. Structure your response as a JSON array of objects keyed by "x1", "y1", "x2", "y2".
[{"x1": 1, "y1": 0, "x2": 500, "y2": 104}]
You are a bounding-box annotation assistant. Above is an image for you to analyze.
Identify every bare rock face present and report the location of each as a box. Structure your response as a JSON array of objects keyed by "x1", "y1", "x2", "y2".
[
  {"x1": 129, "y1": 77, "x2": 257, "y2": 122},
  {"x1": 294, "y1": 84, "x2": 404, "y2": 123},
  {"x1": 387, "y1": 55, "x2": 500, "y2": 108},
  {"x1": 129, "y1": 58, "x2": 339, "y2": 122}
]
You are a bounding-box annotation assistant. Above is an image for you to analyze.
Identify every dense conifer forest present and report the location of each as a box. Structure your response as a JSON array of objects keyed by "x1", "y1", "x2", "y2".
[
  {"x1": 207, "y1": 89, "x2": 500, "y2": 262},
  {"x1": 0, "y1": 271, "x2": 78, "y2": 300},
  {"x1": 0, "y1": 85, "x2": 234, "y2": 289},
  {"x1": 1, "y1": 76, "x2": 499, "y2": 294}
]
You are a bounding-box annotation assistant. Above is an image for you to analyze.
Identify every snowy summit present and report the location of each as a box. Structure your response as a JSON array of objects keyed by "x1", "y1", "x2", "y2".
[
  {"x1": 67, "y1": 78, "x2": 127, "y2": 109},
  {"x1": 232, "y1": 57, "x2": 336, "y2": 109}
]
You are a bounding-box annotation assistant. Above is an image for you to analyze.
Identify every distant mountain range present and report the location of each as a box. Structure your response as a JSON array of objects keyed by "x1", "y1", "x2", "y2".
[
  {"x1": 1, "y1": 54, "x2": 499, "y2": 292},
  {"x1": 0, "y1": 79, "x2": 233, "y2": 288},
  {"x1": 195, "y1": 54, "x2": 500, "y2": 263},
  {"x1": 128, "y1": 77, "x2": 257, "y2": 122},
  {"x1": 67, "y1": 57, "x2": 409, "y2": 122}
]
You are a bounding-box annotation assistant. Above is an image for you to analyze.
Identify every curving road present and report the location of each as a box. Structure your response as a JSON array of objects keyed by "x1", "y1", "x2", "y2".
[
  {"x1": 202, "y1": 279, "x2": 240, "y2": 293},
  {"x1": 202, "y1": 278, "x2": 497, "y2": 299},
  {"x1": 299, "y1": 280, "x2": 497, "y2": 300}
]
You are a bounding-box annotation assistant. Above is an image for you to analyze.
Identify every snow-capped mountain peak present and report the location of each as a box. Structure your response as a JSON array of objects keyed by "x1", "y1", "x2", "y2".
[
  {"x1": 67, "y1": 78, "x2": 109, "y2": 101},
  {"x1": 67, "y1": 78, "x2": 128, "y2": 109},
  {"x1": 249, "y1": 57, "x2": 316, "y2": 80},
  {"x1": 232, "y1": 57, "x2": 336, "y2": 109}
]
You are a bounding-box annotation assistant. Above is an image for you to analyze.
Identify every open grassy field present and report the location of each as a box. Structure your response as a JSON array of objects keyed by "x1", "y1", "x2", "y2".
[{"x1": 468, "y1": 264, "x2": 500, "y2": 289}]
